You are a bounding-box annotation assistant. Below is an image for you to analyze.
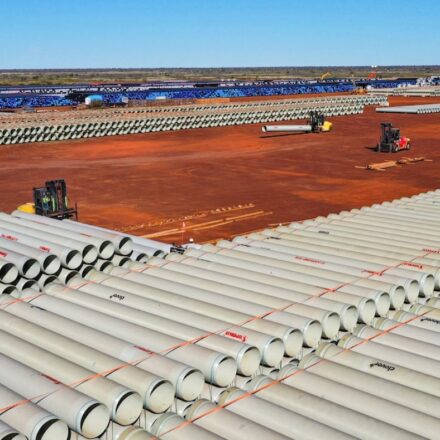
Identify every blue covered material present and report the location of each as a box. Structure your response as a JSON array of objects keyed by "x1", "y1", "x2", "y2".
[{"x1": 0, "y1": 79, "x2": 417, "y2": 109}]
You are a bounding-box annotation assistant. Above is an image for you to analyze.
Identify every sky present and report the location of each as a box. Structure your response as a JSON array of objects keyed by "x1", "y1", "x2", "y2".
[{"x1": 0, "y1": 0, "x2": 439, "y2": 69}]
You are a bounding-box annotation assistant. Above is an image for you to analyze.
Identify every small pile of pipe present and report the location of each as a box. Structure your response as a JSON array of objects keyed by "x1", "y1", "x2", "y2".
[
  {"x1": 0, "y1": 94, "x2": 387, "y2": 146},
  {"x1": 2, "y1": 191, "x2": 440, "y2": 438},
  {"x1": 376, "y1": 103, "x2": 440, "y2": 114}
]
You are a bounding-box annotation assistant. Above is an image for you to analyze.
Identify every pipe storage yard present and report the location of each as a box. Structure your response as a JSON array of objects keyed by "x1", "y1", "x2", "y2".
[
  {"x1": 0, "y1": 94, "x2": 386, "y2": 145},
  {"x1": 0, "y1": 190, "x2": 440, "y2": 438}
]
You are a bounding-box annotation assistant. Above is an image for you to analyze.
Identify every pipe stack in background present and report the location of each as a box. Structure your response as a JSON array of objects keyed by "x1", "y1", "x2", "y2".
[
  {"x1": 0, "y1": 94, "x2": 387, "y2": 146},
  {"x1": 2, "y1": 189, "x2": 440, "y2": 438}
]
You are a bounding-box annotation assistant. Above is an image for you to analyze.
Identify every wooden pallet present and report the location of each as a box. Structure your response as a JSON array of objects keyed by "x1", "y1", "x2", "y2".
[{"x1": 356, "y1": 157, "x2": 432, "y2": 171}]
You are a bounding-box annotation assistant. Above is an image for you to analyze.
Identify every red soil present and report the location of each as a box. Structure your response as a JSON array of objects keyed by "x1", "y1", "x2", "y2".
[{"x1": 1, "y1": 96, "x2": 439, "y2": 244}]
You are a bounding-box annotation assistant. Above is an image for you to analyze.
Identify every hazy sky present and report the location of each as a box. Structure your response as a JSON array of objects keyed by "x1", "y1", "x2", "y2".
[{"x1": 1, "y1": 0, "x2": 438, "y2": 68}]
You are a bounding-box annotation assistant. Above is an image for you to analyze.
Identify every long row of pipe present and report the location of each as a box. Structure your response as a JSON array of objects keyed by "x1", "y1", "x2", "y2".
[
  {"x1": 0, "y1": 95, "x2": 387, "y2": 145},
  {"x1": 1, "y1": 192, "x2": 440, "y2": 438}
]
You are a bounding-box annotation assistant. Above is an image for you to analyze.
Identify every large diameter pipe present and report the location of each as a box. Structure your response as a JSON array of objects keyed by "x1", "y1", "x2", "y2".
[
  {"x1": 284, "y1": 222, "x2": 440, "y2": 288},
  {"x1": 0, "y1": 237, "x2": 61, "y2": 275},
  {"x1": 0, "y1": 330, "x2": 143, "y2": 425},
  {"x1": 266, "y1": 228, "x2": 434, "y2": 297},
  {"x1": 0, "y1": 257, "x2": 18, "y2": 284},
  {"x1": 217, "y1": 387, "x2": 354, "y2": 440},
  {"x1": 84, "y1": 267, "x2": 320, "y2": 351},
  {"x1": 213, "y1": 241, "x2": 406, "y2": 308},
  {"x1": 0, "y1": 421, "x2": 26, "y2": 440},
  {"x1": 0, "y1": 282, "x2": 18, "y2": 295},
  {"x1": 1, "y1": 295, "x2": 203, "y2": 402},
  {"x1": 148, "y1": 256, "x2": 369, "y2": 328},
  {"x1": 55, "y1": 218, "x2": 171, "y2": 254},
  {"x1": 0, "y1": 309, "x2": 174, "y2": 414},
  {"x1": 108, "y1": 264, "x2": 342, "y2": 339},
  {"x1": 21, "y1": 289, "x2": 237, "y2": 387},
  {"x1": 277, "y1": 363, "x2": 440, "y2": 438},
  {"x1": 242, "y1": 375, "x2": 417, "y2": 440},
  {"x1": 0, "y1": 353, "x2": 109, "y2": 438},
  {"x1": 0, "y1": 218, "x2": 98, "y2": 264},
  {"x1": 13, "y1": 214, "x2": 134, "y2": 255},
  {"x1": 0, "y1": 226, "x2": 82, "y2": 269},
  {"x1": 141, "y1": 411, "x2": 224, "y2": 440},
  {"x1": 186, "y1": 399, "x2": 291, "y2": 440},
  {"x1": 317, "y1": 341, "x2": 440, "y2": 397},
  {"x1": 0, "y1": 383, "x2": 69, "y2": 440},
  {"x1": 110, "y1": 262, "x2": 334, "y2": 342},
  {"x1": 168, "y1": 250, "x2": 390, "y2": 317},
  {"x1": 299, "y1": 353, "x2": 440, "y2": 418},
  {"x1": 67, "y1": 275, "x2": 284, "y2": 368},
  {"x1": 328, "y1": 208, "x2": 440, "y2": 246},
  {"x1": 293, "y1": 215, "x2": 440, "y2": 259},
  {"x1": 388, "y1": 309, "x2": 440, "y2": 333},
  {"x1": 0, "y1": 247, "x2": 40, "y2": 279},
  {"x1": 338, "y1": 333, "x2": 440, "y2": 379},
  {"x1": 262, "y1": 124, "x2": 312, "y2": 133},
  {"x1": 44, "y1": 282, "x2": 260, "y2": 377},
  {"x1": 353, "y1": 323, "x2": 440, "y2": 362},
  {"x1": 5, "y1": 213, "x2": 115, "y2": 259},
  {"x1": 232, "y1": 234, "x2": 419, "y2": 303},
  {"x1": 332, "y1": 210, "x2": 440, "y2": 262}
]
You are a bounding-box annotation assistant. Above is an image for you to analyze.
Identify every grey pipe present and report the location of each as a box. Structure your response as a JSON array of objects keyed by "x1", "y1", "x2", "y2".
[
  {"x1": 20, "y1": 288, "x2": 237, "y2": 387},
  {"x1": 44, "y1": 282, "x2": 261, "y2": 377},
  {"x1": 0, "y1": 383, "x2": 69, "y2": 440},
  {"x1": 0, "y1": 330, "x2": 143, "y2": 425},
  {"x1": 0, "y1": 218, "x2": 98, "y2": 264},
  {"x1": 0, "y1": 293, "x2": 204, "y2": 402},
  {"x1": 67, "y1": 275, "x2": 285, "y2": 368},
  {"x1": 0, "y1": 353, "x2": 110, "y2": 438},
  {"x1": 9, "y1": 212, "x2": 115, "y2": 259},
  {"x1": 0, "y1": 226, "x2": 82, "y2": 269}
]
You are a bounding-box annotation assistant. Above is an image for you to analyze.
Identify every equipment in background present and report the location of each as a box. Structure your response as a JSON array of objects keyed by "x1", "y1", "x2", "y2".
[
  {"x1": 320, "y1": 71, "x2": 332, "y2": 80},
  {"x1": 17, "y1": 179, "x2": 78, "y2": 220},
  {"x1": 375, "y1": 122, "x2": 411, "y2": 153},
  {"x1": 262, "y1": 111, "x2": 332, "y2": 134}
]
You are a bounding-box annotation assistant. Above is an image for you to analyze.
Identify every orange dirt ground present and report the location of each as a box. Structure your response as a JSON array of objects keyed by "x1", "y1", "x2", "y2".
[{"x1": 1, "y1": 95, "x2": 439, "y2": 244}]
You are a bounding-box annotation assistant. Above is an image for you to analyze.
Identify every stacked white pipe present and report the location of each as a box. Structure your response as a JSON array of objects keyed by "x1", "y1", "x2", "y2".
[{"x1": 3, "y1": 189, "x2": 440, "y2": 438}]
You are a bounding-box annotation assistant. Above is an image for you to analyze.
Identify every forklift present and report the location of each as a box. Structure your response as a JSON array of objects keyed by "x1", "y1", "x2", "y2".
[
  {"x1": 32, "y1": 179, "x2": 78, "y2": 220},
  {"x1": 375, "y1": 123, "x2": 411, "y2": 153},
  {"x1": 262, "y1": 111, "x2": 332, "y2": 134}
]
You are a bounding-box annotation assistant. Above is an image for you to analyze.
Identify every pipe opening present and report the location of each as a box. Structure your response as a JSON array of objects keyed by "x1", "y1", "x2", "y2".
[
  {"x1": 98, "y1": 241, "x2": 115, "y2": 260},
  {"x1": 303, "y1": 320, "x2": 323, "y2": 348},
  {"x1": 113, "y1": 391, "x2": 143, "y2": 426},
  {"x1": 211, "y1": 355, "x2": 237, "y2": 387},
  {"x1": 262, "y1": 337, "x2": 284, "y2": 367},
  {"x1": 65, "y1": 250, "x2": 82, "y2": 270},
  {"x1": 42, "y1": 255, "x2": 61, "y2": 275},
  {"x1": 340, "y1": 306, "x2": 359, "y2": 332},
  {"x1": 237, "y1": 346, "x2": 261, "y2": 376},
  {"x1": 35, "y1": 418, "x2": 69, "y2": 440},
  {"x1": 0, "y1": 263, "x2": 18, "y2": 284},
  {"x1": 321, "y1": 312, "x2": 341, "y2": 339},
  {"x1": 389, "y1": 286, "x2": 405, "y2": 310},
  {"x1": 0, "y1": 285, "x2": 17, "y2": 295},
  {"x1": 147, "y1": 379, "x2": 175, "y2": 414},
  {"x1": 23, "y1": 258, "x2": 40, "y2": 279},
  {"x1": 82, "y1": 245, "x2": 98, "y2": 264},
  {"x1": 79, "y1": 402, "x2": 110, "y2": 439},
  {"x1": 374, "y1": 292, "x2": 391, "y2": 317},
  {"x1": 283, "y1": 328, "x2": 303, "y2": 358},
  {"x1": 117, "y1": 237, "x2": 133, "y2": 256},
  {"x1": 176, "y1": 368, "x2": 204, "y2": 401}
]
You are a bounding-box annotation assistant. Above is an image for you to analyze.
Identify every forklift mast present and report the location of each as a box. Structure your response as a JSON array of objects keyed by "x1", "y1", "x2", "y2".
[
  {"x1": 33, "y1": 179, "x2": 78, "y2": 220},
  {"x1": 310, "y1": 111, "x2": 325, "y2": 132}
]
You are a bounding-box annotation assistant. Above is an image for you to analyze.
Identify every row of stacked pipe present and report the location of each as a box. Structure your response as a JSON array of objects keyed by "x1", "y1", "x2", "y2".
[
  {"x1": 376, "y1": 103, "x2": 440, "y2": 114},
  {"x1": 1, "y1": 189, "x2": 440, "y2": 438},
  {"x1": 369, "y1": 86, "x2": 440, "y2": 97},
  {"x1": 0, "y1": 94, "x2": 387, "y2": 146}
]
